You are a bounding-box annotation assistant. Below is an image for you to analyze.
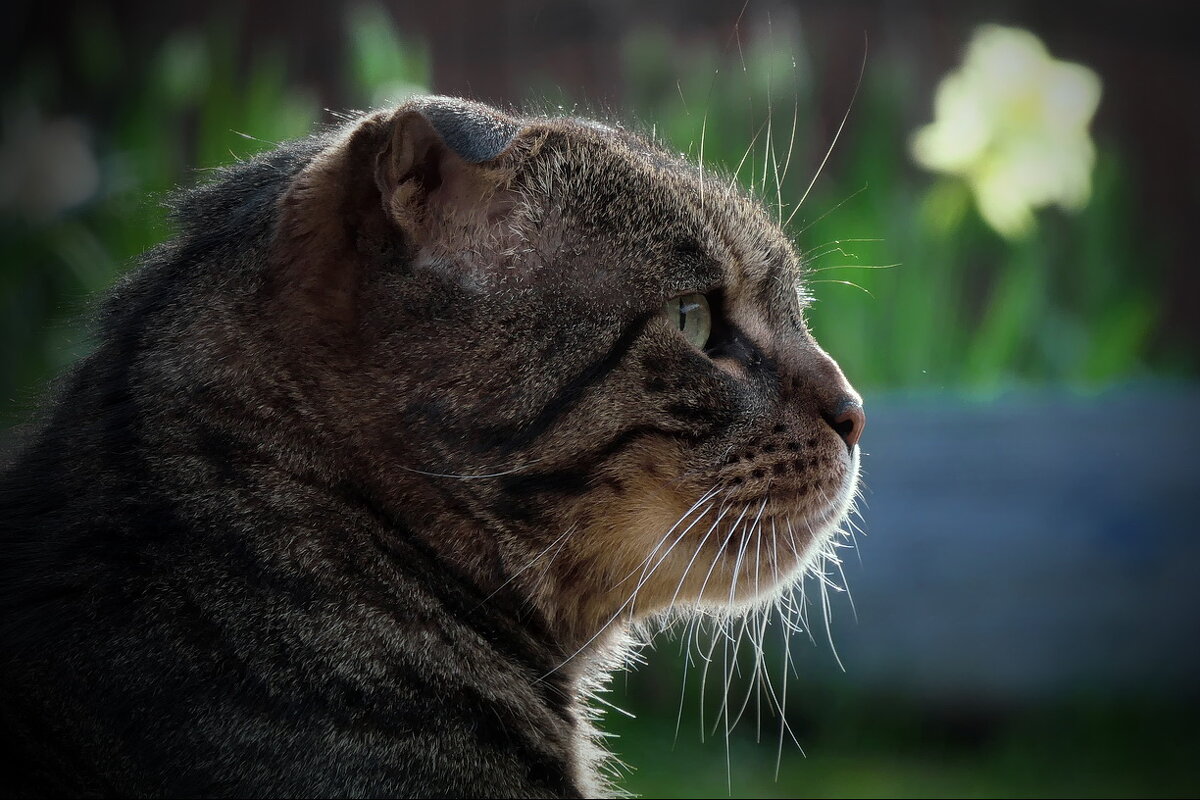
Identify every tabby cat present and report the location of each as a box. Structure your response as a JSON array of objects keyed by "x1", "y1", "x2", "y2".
[{"x1": 0, "y1": 96, "x2": 864, "y2": 797}]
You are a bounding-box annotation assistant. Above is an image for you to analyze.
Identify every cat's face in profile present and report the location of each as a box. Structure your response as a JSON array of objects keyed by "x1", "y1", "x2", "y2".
[
  {"x1": 269, "y1": 97, "x2": 863, "y2": 648},
  {"x1": 1, "y1": 95, "x2": 863, "y2": 796}
]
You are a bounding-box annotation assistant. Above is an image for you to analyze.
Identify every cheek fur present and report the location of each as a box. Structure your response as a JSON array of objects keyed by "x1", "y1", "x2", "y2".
[{"x1": 531, "y1": 377, "x2": 860, "y2": 633}]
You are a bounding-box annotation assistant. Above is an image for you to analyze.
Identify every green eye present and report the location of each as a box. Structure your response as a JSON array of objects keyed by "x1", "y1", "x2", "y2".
[{"x1": 663, "y1": 293, "x2": 711, "y2": 350}]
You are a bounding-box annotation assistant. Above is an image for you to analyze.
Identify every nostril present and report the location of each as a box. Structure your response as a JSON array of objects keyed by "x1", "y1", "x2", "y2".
[{"x1": 824, "y1": 400, "x2": 866, "y2": 450}]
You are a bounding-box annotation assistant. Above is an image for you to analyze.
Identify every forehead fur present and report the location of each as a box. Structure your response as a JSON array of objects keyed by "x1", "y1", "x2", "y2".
[{"x1": 507, "y1": 115, "x2": 802, "y2": 301}]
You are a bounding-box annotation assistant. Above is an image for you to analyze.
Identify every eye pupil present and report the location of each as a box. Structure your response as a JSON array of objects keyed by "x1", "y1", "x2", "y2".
[{"x1": 663, "y1": 293, "x2": 712, "y2": 350}]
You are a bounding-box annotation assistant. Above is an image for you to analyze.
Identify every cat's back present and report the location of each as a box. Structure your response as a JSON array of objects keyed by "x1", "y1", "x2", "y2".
[{"x1": 1, "y1": 424, "x2": 589, "y2": 797}]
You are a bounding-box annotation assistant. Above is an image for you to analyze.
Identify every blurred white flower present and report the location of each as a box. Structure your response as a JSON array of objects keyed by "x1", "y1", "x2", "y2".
[
  {"x1": 0, "y1": 107, "x2": 101, "y2": 222},
  {"x1": 911, "y1": 25, "x2": 1102, "y2": 238}
]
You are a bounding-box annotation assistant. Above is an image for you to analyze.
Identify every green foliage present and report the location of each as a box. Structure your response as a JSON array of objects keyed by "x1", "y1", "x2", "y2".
[
  {"x1": 605, "y1": 676, "x2": 1200, "y2": 798},
  {"x1": 347, "y1": 4, "x2": 430, "y2": 108}
]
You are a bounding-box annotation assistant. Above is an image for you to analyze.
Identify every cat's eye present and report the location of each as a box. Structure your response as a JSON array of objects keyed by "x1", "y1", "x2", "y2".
[{"x1": 663, "y1": 293, "x2": 711, "y2": 350}]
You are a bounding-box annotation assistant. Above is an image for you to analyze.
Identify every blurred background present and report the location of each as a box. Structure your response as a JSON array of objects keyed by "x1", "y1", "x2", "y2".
[{"x1": 2, "y1": 1, "x2": 1197, "y2": 796}]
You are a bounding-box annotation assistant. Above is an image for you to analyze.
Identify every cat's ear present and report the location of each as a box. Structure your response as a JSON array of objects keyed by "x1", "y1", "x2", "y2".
[
  {"x1": 374, "y1": 97, "x2": 522, "y2": 246},
  {"x1": 269, "y1": 99, "x2": 524, "y2": 326}
]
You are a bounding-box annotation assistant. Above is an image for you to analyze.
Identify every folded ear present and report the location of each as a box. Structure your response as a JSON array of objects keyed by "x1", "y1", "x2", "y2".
[
  {"x1": 269, "y1": 98, "x2": 524, "y2": 329},
  {"x1": 388, "y1": 95, "x2": 522, "y2": 168},
  {"x1": 374, "y1": 97, "x2": 522, "y2": 246}
]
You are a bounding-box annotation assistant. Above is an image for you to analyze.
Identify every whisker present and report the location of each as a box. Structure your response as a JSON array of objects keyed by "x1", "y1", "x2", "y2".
[
  {"x1": 808, "y1": 278, "x2": 875, "y2": 298},
  {"x1": 807, "y1": 262, "x2": 899, "y2": 274},
  {"x1": 728, "y1": 602, "x2": 774, "y2": 736},
  {"x1": 791, "y1": 182, "x2": 868, "y2": 236},
  {"x1": 659, "y1": 500, "x2": 736, "y2": 744},
  {"x1": 714, "y1": 509, "x2": 758, "y2": 737},
  {"x1": 591, "y1": 691, "x2": 636, "y2": 720},
  {"x1": 673, "y1": 613, "x2": 701, "y2": 748},
  {"x1": 470, "y1": 524, "x2": 576, "y2": 612},
  {"x1": 753, "y1": 528, "x2": 766, "y2": 741},
  {"x1": 623, "y1": 498, "x2": 722, "y2": 626},
  {"x1": 691, "y1": 503, "x2": 751, "y2": 609},
  {"x1": 775, "y1": 599, "x2": 805, "y2": 779},
  {"x1": 539, "y1": 517, "x2": 706, "y2": 685},
  {"x1": 777, "y1": 71, "x2": 801, "y2": 209},
  {"x1": 788, "y1": 35, "x2": 868, "y2": 223},
  {"x1": 804, "y1": 497, "x2": 846, "y2": 673},
  {"x1": 786, "y1": 519, "x2": 817, "y2": 646},
  {"x1": 762, "y1": 37, "x2": 774, "y2": 211},
  {"x1": 729, "y1": 119, "x2": 770, "y2": 193},
  {"x1": 397, "y1": 456, "x2": 548, "y2": 480},
  {"x1": 694, "y1": 502, "x2": 749, "y2": 743},
  {"x1": 698, "y1": 612, "x2": 726, "y2": 743},
  {"x1": 666, "y1": 502, "x2": 737, "y2": 610},
  {"x1": 613, "y1": 486, "x2": 722, "y2": 590},
  {"x1": 715, "y1": 499, "x2": 769, "y2": 738},
  {"x1": 802, "y1": 236, "x2": 883, "y2": 256},
  {"x1": 828, "y1": 539, "x2": 858, "y2": 623}
]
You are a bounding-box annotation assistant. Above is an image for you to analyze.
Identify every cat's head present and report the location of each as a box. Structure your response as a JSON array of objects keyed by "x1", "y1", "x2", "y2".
[{"x1": 264, "y1": 96, "x2": 864, "y2": 645}]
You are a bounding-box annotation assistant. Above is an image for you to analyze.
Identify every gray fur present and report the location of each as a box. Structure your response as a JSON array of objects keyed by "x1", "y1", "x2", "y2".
[{"x1": 411, "y1": 95, "x2": 520, "y2": 163}]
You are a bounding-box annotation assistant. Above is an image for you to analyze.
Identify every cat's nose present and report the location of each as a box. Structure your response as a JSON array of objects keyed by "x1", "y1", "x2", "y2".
[{"x1": 824, "y1": 398, "x2": 865, "y2": 450}]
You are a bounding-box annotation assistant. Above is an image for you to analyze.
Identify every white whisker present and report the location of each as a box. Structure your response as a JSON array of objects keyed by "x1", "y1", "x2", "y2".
[
  {"x1": 786, "y1": 36, "x2": 868, "y2": 228},
  {"x1": 397, "y1": 456, "x2": 548, "y2": 480},
  {"x1": 471, "y1": 524, "x2": 576, "y2": 612},
  {"x1": 614, "y1": 486, "x2": 723, "y2": 590}
]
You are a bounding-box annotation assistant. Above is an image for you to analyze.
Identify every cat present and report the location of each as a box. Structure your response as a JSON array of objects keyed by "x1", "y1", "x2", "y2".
[{"x1": 0, "y1": 95, "x2": 864, "y2": 797}]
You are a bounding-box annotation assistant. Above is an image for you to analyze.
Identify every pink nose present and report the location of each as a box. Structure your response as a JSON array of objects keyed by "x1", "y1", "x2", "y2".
[{"x1": 826, "y1": 400, "x2": 866, "y2": 450}]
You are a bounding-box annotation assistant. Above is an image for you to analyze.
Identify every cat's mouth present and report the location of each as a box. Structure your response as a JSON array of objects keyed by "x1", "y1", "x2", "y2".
[
  {"x1": 605, "y1": 444, "x2": 860, "y2": 615},
  {"x1": 696, "y1": 447, "x2": 859, "y2": 606}
]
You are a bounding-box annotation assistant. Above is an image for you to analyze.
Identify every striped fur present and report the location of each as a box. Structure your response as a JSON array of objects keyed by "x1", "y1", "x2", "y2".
[{"x1": 0, "y1": 97, "x2": 862, "y2": 797}]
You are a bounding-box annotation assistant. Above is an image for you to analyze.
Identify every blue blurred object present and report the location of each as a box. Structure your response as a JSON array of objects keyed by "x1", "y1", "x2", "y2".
[{"x1": 797, "y1": 382, "x2": 1200, "y2": 701}]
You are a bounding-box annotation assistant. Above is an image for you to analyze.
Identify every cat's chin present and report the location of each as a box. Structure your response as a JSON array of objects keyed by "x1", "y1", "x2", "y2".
[
  {"x1": 698, "y1": 450, "x2": 860, "y2": 609},
  {"x1": 770, "y1": 445, "x2": 860, "y2": 561},
  {"x1": 607, "y1": 447, "x2": 861, "y2": 618}
]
